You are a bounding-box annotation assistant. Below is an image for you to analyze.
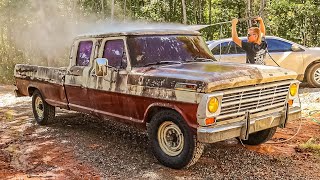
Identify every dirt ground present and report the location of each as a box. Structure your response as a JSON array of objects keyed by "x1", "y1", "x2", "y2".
[{"x1": 0, "y1": 85, "x2": 320, "y2": 179}]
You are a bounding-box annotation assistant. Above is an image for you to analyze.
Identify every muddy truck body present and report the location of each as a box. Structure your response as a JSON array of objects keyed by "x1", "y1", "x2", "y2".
[{"x1": 14, "y1": 29, "x2": 301, "y2": 169}]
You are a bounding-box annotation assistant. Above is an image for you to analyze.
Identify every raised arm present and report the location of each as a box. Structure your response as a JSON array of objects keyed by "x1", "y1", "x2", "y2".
[
  {"x1": 231, "y1": 18, "x2": 242, "y2": 47},
  {"x1": 256, "y1": 17, "x2": 266, "y2": 36}
]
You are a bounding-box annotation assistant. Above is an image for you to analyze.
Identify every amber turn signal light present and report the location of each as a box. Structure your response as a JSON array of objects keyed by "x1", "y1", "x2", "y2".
[
  {"x1": 288, "y1": 99, "x2": 294, "y2": 106},
  {"x1": 205, "y1": 117, "x2": 215, "y2": 125}
]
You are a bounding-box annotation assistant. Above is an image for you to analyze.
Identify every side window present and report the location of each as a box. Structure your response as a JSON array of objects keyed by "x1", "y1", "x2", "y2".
[
  {"x1": 228, "y1": 42, "x2": 237, "y2": 54},
  {"x1": 211, "y1": 42, "x2": 229, "y2": 55},
  {"x1": 220, "y1": 42, "x2": 230, "y2": 54},
  {"x1": 266, "y1": 39, "x2": 292, "y2": 52},
  {"x1": 76, "y1": 41, "x2": 93, "y2": 66},
  {"x1": 103, "y1": 40, "x2": 126, "y2": 69},
  {"x1": 211, "y1": 45, "x2": 221, "y2": 55}
]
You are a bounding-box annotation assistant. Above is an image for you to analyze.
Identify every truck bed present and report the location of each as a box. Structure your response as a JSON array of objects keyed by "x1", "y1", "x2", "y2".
[
  {"x1": 14, "y1": 64, "x2": 69, "y2": 109},
  {"x1": 14, "y1": 64, "x2": 67, "y2": 84}
]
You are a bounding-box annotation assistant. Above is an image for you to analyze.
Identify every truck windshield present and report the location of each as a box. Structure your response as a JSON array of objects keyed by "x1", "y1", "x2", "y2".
[{"x1": 127, "y1": 35, "x2": 215, "y2": 67}]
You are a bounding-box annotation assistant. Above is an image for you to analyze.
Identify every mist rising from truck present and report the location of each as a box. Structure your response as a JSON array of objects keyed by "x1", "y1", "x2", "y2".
[{"x1": 8, "y1": 0, "x2": 188, "y2": 67}]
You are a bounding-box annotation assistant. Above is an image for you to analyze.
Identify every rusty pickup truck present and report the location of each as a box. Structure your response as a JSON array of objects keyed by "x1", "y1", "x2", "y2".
[{"x1": 14, "y1": 29, "x2": 301, "y2": 169}]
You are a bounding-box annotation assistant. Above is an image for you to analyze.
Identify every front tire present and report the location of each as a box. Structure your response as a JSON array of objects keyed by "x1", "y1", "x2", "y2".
[
  {"x1": 240, "y1": 127, "x2": 277, "y2": 145},
  {"x1": 32, "y1": 90, "x2": 55, "y2": 125},
  {"x1": 306, "y1": 63, "x2": 320, "y2": 88},
  {"x1": 147, "y1": 110, "x2": 204, "y2": 169}
]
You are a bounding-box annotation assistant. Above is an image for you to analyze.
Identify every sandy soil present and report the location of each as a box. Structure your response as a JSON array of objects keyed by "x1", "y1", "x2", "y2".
[{"x1": 0, "y1": 85, "x2": 319, "y2": 179}]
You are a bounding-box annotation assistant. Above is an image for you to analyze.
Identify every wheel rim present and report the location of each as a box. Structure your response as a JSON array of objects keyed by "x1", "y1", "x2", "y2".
[
  {"x1": 314, "y1": 68, "x2": 320, "y2": 84},
  {"x1": 157, "y1": 121, "x2": 184, "y2": 156},
  {"x1": 35, "y1": 96, "x2": 44, "y2": 119}
]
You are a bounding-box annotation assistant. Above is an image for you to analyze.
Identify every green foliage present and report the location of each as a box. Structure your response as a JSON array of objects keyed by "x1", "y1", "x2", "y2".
[
  {"x1": 266, "y1": 0, "x2": 320, "y2": 47},
  {"x1": 299, "y1": 138, "x2": 320, "y2": 156},
  {"x1": 1, "y1": 0, "x2": 320, "y2": 84}
]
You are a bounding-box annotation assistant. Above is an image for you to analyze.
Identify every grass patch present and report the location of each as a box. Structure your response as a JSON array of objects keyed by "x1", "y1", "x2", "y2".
[{"x1": 298, "y1": 138, "x2": 320, "y2": 155}]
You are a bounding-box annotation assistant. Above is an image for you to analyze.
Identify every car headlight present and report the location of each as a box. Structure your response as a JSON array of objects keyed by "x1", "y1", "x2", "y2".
[
  {"x1": 208, "y1": 97, "x2": 219, "y2": 113},
  {"x1": 289, "y1": 83, "x2": 298, "y2": 96}
]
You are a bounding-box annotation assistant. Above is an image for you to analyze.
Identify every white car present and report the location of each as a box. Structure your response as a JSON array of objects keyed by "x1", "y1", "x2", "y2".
[{"x1": 207, "y1": 36, "x2": 320, "y2": 87}]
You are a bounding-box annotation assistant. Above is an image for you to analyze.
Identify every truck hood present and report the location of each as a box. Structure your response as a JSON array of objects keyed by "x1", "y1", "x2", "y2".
[{"x1": 132, "y1": 61, "x2": 298, "y2": 92}]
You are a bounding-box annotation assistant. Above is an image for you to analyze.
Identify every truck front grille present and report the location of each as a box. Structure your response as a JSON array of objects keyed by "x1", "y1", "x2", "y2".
[{"x1": 217, "y1": 81, "x2": 291, "y2": 121}]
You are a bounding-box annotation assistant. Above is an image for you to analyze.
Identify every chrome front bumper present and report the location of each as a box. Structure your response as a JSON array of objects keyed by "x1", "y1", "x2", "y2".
[{"x1": 197, "y1": 106, "x2": 301, "y2": 143}]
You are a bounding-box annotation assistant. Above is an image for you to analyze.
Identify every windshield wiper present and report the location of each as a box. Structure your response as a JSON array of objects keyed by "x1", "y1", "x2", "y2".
[
  {"x1": 143, "y1": 61, "x2": 182, "y2": 67},
  {"x1": 185, "y1": 57, "x2": 215, "y2": 62},
  {"x1": 200, "y1": 58, "x2": 215, "y2": 62}
]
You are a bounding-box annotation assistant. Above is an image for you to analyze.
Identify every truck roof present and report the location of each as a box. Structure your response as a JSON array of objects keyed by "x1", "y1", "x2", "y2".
[{"x1": 76, "y1": 29, "x2": 201, "y2": 39}]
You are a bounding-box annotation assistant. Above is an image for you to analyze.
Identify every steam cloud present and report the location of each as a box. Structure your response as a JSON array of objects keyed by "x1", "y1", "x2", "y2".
[{"x1": 11, "y1": 0, "x2": 189, "y2": 67}]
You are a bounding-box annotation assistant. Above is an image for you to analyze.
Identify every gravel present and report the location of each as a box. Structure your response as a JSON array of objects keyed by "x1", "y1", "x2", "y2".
[
  {"x1": 1, "y1": 85, "x2": 320, "y2": 179},
  {"x1": 47, "y1": 110, "x2": 320, "y2": 179}
]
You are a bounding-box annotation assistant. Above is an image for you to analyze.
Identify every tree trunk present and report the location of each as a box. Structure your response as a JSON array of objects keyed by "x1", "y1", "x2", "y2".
[
  {"x1": 124, "y1": 0, "x2": 127, "y2": 21},
  {"x1": 101, "y1": 0, "x2": 105, "y2": 19},
  {"x1": 72, "y1": 0, "x2": 77, "y2": 21},
  {"x1": 111, "y1": 0, "x2": 115, "y2": 21},
  {"x1": 169, "y1": 0, "x2": 173, "y2": 22},
  {"x1": 0, "y1": 27, "x2": 6, "y2": 57},
  {"x1": 181, "y1": 0, "x2": 187, "y2": 24},
  {"x1": 246, "y1": 0, "x2": 252, "y2": 27},
  {"x1": 6, "y1": 5, "x2": 11, "y2": 62},
  {"x1": 259, "y1": 0, "x2": 266, "y2": 18},
  {"x1": 198, "y1": 0, "x2": 202, "y2": 24},
  {"x1": 209, "y1": 0, "x2": 212, "y2": 24},
  {"x1": 173, "y1": 0, "x2": 177, "y2": 21}
]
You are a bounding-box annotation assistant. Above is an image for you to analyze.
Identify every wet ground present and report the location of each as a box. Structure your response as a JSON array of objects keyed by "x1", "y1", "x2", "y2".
[{"x1": 0, "y1": 85, "x2": 320, "y2": 179}]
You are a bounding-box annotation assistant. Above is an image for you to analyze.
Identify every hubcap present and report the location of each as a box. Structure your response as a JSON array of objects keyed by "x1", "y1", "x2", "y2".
[
  {"x1": 35, "y1": 96, "x2": 44, "y2": 119},
  {"x1": 314, "y1": 68, "x2": 320, "y2": 84},
  {"x1": 157, "y1": 121, "x2": 184, "y2": 156}
]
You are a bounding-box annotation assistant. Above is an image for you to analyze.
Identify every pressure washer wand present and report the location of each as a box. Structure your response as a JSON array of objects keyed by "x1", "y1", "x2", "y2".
[{"x1": 188, "y1": 17, "x2": 258, "y2": 31}]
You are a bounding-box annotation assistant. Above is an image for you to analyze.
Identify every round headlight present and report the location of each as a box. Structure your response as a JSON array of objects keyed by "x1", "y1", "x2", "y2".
[
  {"x1": 208, "y1": 97, "x2": 219, "y2": 113},
  {"x1": 289, "y1": 83, "x2": 298, "y2": 96}
]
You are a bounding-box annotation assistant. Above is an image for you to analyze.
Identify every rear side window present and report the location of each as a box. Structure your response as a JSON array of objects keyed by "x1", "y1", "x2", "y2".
[
  {"x1": 76, "y1": 41, "x2": 93, "y2": 66},
  {"x1": 212, "y1": 41, "x2": 247, "y2": 55},
  {"x1": 211, "y1": 44, "x2": 221, "y2": 55},
  {"x1": 266, "y1": 39, "x2": 292, "y2": 52},
  {"x1": 211, "y1": 42, "x2": 229, "y2": 55},
  {"x1": 228, "y1": 42, "x2": 237, "y2": 54},
  {"x1": 103, "y1": 40, "x2": 126, "y2": 68}
]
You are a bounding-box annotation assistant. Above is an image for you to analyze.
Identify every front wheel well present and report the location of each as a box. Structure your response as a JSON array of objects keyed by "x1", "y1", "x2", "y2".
[
  {"x1": 145, "y1": 106, "x2": 179, "y2": 124},
  {"x1": 28, "y1": 87, "x2": 38, "y2": 96}
]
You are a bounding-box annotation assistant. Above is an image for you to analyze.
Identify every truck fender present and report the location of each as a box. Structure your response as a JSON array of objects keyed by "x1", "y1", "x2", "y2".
[
  {"x1": 27, "y1": 85, "x2": 39, "y2": 96},
  {"x1": 143, "y1": 103, "x2": 197, "y2": 130}
]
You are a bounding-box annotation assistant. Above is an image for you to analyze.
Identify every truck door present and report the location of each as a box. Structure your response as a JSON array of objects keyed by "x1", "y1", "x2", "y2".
[
  {"x1": 88, "y1": 37, "x2": 130, "y2": 118},
  {"x1": 64, "y1": 38, "x2": 98, "y2": 113}
]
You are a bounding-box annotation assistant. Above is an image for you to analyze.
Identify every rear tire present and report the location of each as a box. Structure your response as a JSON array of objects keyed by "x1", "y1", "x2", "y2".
[
  {"x1": 306, "y1": 63, "x2": 320, "y2": 88},
  {"x1": 239, "y1": 127, "x2": 277, "y2": 145},
  {"x1": 32, "y1": 90, "x2": 55, "y2": 125},
  {"x1": 147, "y1": 110, "x2": 204, "y2": 169}
]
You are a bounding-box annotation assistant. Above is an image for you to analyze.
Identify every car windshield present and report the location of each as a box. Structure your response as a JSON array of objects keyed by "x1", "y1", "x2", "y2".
[{"x1": 127, "y1": 35, "x2": 215, "y2": 67}]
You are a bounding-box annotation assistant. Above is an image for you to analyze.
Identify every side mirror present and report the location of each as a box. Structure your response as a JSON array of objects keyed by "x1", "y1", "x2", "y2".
[
  {"x1": 291, "y1": 44, "x2": 303, "y2": 52},
  {"x1": 95, "y1": 58, "x2": 108, "y2": 76}
]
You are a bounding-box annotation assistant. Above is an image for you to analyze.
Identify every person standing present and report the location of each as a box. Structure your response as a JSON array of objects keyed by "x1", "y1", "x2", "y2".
[{"x1": 231, "y1": 17, "x2": 267, "y2": 65}]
